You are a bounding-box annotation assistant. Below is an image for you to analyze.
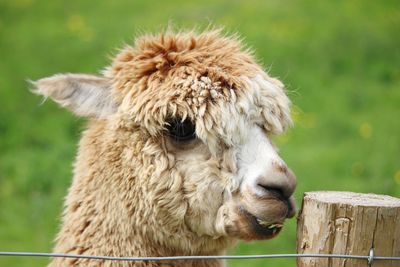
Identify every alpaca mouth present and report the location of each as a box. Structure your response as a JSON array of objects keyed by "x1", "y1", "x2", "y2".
[
  {"x1": 239, "y1": 207, "x2": 284, "y2": 238},
  {"x1": 251, "y1": 216, "x2": 283, "y2": 238}
]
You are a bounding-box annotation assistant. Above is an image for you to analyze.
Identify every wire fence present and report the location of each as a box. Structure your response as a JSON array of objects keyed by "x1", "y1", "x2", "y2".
[{"x1": 1, "y1": 249, "x2": 400, "y2": 266}]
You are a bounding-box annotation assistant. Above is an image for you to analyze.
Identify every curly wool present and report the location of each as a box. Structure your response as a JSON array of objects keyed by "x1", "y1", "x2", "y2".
[{"x1": 37, "y1": 29, "x2": 293, "y2": 267}]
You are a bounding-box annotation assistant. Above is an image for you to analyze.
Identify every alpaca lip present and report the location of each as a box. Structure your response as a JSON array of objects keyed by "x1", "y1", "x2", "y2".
[
  {"x1": 253, "y1": 217, "x2": 283, "y2": 237},
  {"x1": 256, "y1": 219, "x2": 283, "y2": 230}
]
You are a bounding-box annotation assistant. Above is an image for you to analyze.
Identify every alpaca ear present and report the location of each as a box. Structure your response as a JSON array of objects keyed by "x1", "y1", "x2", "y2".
[{"x1": 32, "y1": 73, "x2": 118, "y2": 118}]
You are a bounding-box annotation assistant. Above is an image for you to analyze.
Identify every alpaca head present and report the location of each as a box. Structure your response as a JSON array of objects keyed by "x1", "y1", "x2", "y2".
[{"x1": 34, "y1": 30, "x2": 296, "y2": 252}]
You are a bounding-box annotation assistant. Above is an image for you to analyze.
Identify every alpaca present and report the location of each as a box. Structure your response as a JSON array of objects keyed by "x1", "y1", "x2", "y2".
[{"x1": 33, "y1": 29, "x2": 297, "y2": 267}]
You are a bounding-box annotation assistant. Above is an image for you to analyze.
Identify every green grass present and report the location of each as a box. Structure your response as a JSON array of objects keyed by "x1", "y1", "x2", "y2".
[{"x1": 0, "y1": 0, "x2": 399, "y2": 266}]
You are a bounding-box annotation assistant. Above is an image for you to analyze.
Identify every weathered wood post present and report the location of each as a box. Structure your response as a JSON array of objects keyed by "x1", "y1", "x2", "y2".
[{"x1": 297, "y1": 191, "x2": 400, "y2": 267}]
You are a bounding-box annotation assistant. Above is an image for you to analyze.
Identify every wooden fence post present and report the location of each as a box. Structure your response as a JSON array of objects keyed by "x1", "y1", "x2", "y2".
[{"x1": 297, "y1": 191, "x2": 400, "y2": 267}]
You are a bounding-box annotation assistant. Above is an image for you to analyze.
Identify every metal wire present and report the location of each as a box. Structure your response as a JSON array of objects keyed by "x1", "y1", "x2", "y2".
[{"x1": 0, "y1": 251, "x2": 399, "y2": 262}]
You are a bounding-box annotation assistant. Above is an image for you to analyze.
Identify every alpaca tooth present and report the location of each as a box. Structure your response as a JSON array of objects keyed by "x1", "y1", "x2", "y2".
[
  {"x1": 256, "y1": 219, "x2": 270, "y2": 227},
  {"x1": 268, "y1": 223, "x2": 283, "y2": 229}
]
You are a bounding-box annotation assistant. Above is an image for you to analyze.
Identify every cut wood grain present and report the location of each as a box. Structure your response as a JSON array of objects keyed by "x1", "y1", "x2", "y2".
[{"x1": 297, "y1": 191, "x2": 400, "y2": 267}]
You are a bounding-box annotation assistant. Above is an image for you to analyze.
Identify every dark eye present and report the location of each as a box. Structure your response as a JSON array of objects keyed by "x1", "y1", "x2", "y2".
[{"x1": 166, "y1": 118, "x2": 196, "y2": 142}]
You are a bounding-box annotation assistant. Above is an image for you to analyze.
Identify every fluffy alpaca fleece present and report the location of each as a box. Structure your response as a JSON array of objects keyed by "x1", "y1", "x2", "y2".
[{"x1": 34, "y1": 29, "x2": 296, "y2": 267}]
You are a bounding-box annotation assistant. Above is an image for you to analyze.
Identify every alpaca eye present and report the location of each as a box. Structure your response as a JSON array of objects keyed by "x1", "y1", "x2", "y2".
[{"x1": 166, "y1": 118, "x2": 196, "y2": 142}]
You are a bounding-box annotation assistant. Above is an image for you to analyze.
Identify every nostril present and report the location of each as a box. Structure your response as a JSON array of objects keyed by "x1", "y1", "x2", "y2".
[
  {"x1": 256, "y1": 184, "x2": 286, "y2": 200},
  {"x1": 255, "y1": 167, "x2": 296, "y2": 199}
]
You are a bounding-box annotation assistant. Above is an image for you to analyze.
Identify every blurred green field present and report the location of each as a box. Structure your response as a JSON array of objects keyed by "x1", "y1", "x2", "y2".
[{"x1": 0, "y1": 0, "x2": 399, "y2": 266}]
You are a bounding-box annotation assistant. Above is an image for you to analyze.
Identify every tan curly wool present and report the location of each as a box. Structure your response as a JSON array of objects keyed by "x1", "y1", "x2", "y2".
[{"x1": 34, "y1": 29, "x2": 293, "y2": 267}]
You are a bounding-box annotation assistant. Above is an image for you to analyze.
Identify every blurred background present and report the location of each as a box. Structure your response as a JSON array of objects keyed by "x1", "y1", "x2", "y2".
[{"x1": 0, "y1": 0, "x2": 399, "y2": 266}]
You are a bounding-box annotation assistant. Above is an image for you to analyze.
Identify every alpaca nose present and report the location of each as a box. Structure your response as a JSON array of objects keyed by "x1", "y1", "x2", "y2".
[{"x1": 256, "y1": 160, "x2": 296, "y2": 199}]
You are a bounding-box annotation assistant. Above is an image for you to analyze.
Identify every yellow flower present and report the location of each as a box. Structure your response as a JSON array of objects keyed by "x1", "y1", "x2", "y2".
[
  {"x1": 395, "y1": 170, "x2": 400, "y2": 185},
  {"x1": 66, "y1": 15, "x2": 94, "y2": 42},
  {"x1": 67, "y1": 15, "x2": 85, "y2": 34},
  {"x1": 275, "y1": 132, "x2": 290, "y2": 145},
  {"x1": 359, "y1": 122, "x2": 372, "y2": 139},
  {"x1": 291, "y1": 105, "x2": 317, "y2": 128},
  {"x1": 291, "y1": 105, "x2": 302, "y2": 124}
]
